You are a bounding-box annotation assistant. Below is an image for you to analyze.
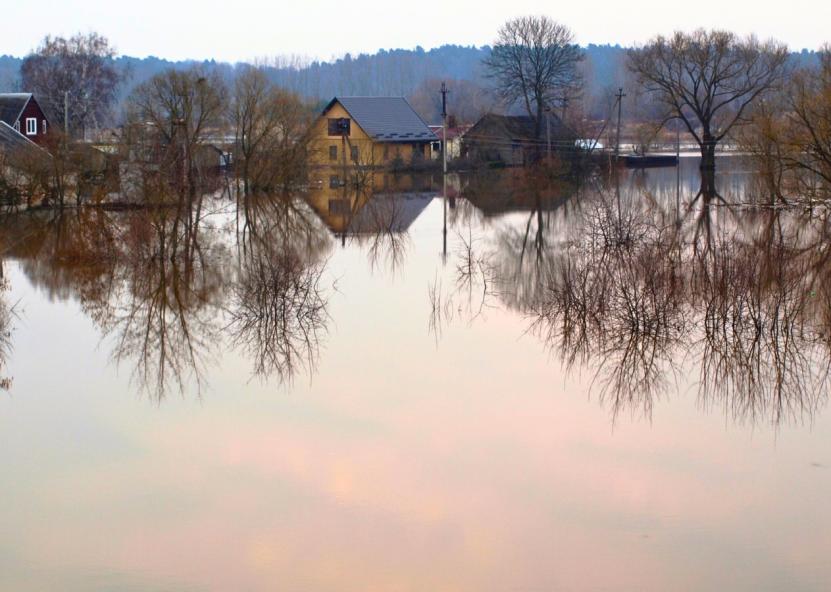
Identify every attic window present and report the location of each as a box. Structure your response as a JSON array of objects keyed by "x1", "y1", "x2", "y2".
[
  {"x1": 26, "y1": 118, "x2": 37, "y2": 135},
  {"x1": 328, "y1": 118, "x2": 350, "y2": 136}
]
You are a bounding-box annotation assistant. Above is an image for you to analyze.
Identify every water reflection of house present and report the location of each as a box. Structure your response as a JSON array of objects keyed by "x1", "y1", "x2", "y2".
[
  {"x1": 463, "y1": 114, "x2": 571, "y2": 166},
  {"x1": 461, "y1": 168, "x2": 575, "y2": 217},
  {"x1": 310, "y1": 97, "x2": 436, "y2": 175},
  {"x1": 305, "y1": 173, "x2": 435, "y2": 236}
]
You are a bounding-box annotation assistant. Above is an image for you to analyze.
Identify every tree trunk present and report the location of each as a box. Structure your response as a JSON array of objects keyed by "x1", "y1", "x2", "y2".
[
  {"x1": 700, "y1": 169, "x2": 717, "y2": 200},
  {"x1": 700, "y1": 132, "x2": 716, "y2": 171}
]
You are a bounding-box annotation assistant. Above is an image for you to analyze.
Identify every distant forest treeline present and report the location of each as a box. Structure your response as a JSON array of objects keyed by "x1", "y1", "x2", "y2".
[{"x1": 0, "y1": 44, "x2": 823, "y2": 125}]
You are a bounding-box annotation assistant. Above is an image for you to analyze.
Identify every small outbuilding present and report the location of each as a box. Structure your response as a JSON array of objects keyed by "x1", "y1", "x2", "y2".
[{"x1": 463, "y1": 113, "x2": 572, "y2": 166}]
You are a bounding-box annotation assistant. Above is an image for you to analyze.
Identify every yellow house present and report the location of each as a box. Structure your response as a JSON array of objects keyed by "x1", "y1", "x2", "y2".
[{"x1": 310, "y1": 97, "x2": 436, "y2": 180}]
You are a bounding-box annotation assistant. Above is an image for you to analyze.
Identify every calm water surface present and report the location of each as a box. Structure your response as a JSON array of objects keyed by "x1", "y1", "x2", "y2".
[{"x1": 1, "y1": 157, "x2": 830, "y2": 591}]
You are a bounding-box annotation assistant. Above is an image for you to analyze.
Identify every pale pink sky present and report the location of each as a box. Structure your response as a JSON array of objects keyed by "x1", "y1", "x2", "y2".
[{"x1": 5, "y1": 0, "x2": 830, "y2": 62}]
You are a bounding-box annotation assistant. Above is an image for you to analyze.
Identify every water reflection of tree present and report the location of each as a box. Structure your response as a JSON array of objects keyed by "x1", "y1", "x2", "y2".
[
  {"x1": 229, "y1": 191, "x2": 331, "y2": 384},
  {"x1": 523, "y1": 182, "x2": 831, "y2": 426},
  {"x1": 693, "y1": 218, "x2": 831, "y2": 426},
  {"x1": 344, "y1": 188, "x2": 414, "y2": 274},
  {"x1": 0, "y1": 191, "x2": 335, "y2": 400},
  {"x1": 428, "y1": 218, "x2": 500, "y2": 340},
  {"x1": 100, "y1": 206, "x2": 228, "y2": 400},
  {"x1": 529, "y1": 193, "x2": 686, "y2": 420},
  {"x1": 0, "y1": 259, "x2": 13, "y2": 391}
]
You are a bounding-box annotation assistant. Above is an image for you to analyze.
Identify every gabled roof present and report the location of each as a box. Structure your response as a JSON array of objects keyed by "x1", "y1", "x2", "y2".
[
  {"x1": 0, "y1": 93, "x2": 33, "y2": 127},
  {"x1": 324, "y1": 97, "x2": 435, "y2": 143},
  {"x1": 467, "y1": 113, "x2": 572, "y2": 142},
  {"x1": 0, "y1": 121, "x2": 38, "y2": 153}
]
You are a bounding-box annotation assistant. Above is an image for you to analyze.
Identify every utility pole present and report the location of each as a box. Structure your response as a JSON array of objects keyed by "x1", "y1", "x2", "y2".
[
  {"x1": 614, "y1": 88, "x2": 626, "y2": 159},
  {"x1": 64, "y1": 91, "x2": 69, "y2": 136},
  {"x1": 440, "y1": 82, "x2": 449, "y2": 175}
]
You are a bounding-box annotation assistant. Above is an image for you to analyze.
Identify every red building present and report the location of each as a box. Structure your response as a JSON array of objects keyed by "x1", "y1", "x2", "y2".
[{"x1": 0, "y1": 93, "x2": 50, "y2": 145}]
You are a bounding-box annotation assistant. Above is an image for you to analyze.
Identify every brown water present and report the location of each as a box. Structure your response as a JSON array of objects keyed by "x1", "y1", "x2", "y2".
[{"x1": 1, "y1": 157, "x2": 830, "y2": 591}]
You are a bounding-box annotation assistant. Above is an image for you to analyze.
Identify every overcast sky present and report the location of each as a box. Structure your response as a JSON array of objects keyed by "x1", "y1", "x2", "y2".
[{"x1": 5, "y1": 0, "x2": 829, "y2": 62}]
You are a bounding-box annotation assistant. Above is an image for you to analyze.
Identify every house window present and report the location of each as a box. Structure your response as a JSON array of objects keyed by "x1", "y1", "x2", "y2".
[
  {"x1": 329, "y1": 145, "x2": 338, "y2": 161},
  {"x1": 328, "y1": 118, "x2": 350, "y2": 136},
  {"x1": 350, "y1": 145, "x2": 359, "y2": 162},
  {"x1": 329, "y1": 175, "x2": 340, "y2": 189},
  {"x1": 26, "y1": 118, "x2": 37, "y2": 135}
]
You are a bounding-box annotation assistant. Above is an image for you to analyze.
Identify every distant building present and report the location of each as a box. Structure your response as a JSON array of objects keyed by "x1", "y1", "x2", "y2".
[
  {"x1": 0, "y1": 93, "x2": 50, "y2": 146},
  {"x1": 463, "y1": 113, "x2": 572, "y2": 166},
  {"x1": 310, "y1": 97, "x2": 436, "y2": 174},
  {"x1": 429, "y1": 124, "x2": 471, "y2": 161}
]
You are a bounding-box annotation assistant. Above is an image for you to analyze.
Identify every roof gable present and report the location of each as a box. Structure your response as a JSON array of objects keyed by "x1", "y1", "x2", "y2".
[
  {"x1": 0, "y1": 93, "x2": 33, "y2": 127},
  {"x1": 325, "y1": 97, "x2": 435, "y2": 142}
]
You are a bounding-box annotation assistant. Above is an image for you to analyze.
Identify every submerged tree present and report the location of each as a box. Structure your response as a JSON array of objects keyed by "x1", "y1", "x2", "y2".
[
  {"x1": 21, "y1": 32, "x2": 123, "y2": 137},
  {"x1": 628, "y1": 29, "x2": 789, "y2": 170},
  {"x1": 741, "y1": 46, "x2": 831, "y2": 203},
  {"x1": 483, "y1": 16, "x2": 583, "y2": 139}
]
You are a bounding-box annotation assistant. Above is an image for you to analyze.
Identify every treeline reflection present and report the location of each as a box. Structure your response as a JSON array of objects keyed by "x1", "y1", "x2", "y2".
[
  {"x1": 455, "y1": 163, "x2": 831, "y2": 426},
  {"x1": 2, "y1": 161, "x2": 830, "y2": 428},
  {"x1": 0, "y1": 190, "x2": 333, "y2": 400}
]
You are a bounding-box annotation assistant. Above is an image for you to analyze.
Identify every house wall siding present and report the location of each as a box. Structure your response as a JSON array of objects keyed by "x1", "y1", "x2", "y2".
[
  {"x1": 310, "y1": 101, "x2": 430, "y2": 171},
  {"x1": 17, "y1": 98, "x2": 49, "y2": 145}
]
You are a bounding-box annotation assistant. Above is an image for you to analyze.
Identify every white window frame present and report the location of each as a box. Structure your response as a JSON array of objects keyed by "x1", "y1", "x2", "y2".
[{"x1": 25, "y1": 117, "x2": 37, "y2": 135}]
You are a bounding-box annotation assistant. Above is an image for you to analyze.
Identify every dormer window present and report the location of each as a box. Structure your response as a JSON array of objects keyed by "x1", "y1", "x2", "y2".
[{"x1": 25, "y1": 118, "x2": 37, "y2": 135}]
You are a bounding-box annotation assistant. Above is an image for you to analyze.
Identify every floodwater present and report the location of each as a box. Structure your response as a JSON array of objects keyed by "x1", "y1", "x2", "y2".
[{"x1": 1, "y1": 157, "x2": 830, "y2": 591}]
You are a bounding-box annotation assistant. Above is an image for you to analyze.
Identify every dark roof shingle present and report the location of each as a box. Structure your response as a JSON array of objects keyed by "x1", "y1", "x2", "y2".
[
  {"x1": 0, "y1": 93, "x2": 32, "y2": 127},
  {"x1": 326, "y1": 97, "x2": 435, "y2": 142}
]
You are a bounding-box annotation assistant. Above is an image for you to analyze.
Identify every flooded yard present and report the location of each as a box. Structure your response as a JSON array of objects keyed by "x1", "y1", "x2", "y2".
[{"x1": 1, "y1": 156, "x2": 830, "y2": 591}]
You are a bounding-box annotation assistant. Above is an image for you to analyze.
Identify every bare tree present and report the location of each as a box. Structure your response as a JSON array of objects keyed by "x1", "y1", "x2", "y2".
[
  {"x1": 408, "y1": 77, "x2": 496, "y2": 124},
  {"x1": 126, "y1": 67, "x2": 227, "y2": 205},
  {"x1": 628, "y1": 29, "x2": 789, "y2": 170},
  {"x1": 21, "y1": 32, "x2": 124, "y2": 137},
  {"x1": 231, "y1": 65, "x2": 312, "y2": 195},
  {"x1": 740, "y1": 46, "x2": 831, "y2": 204},
  {"x1": 483, "y1": 16, "x2": 583, "y2": 139}
]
